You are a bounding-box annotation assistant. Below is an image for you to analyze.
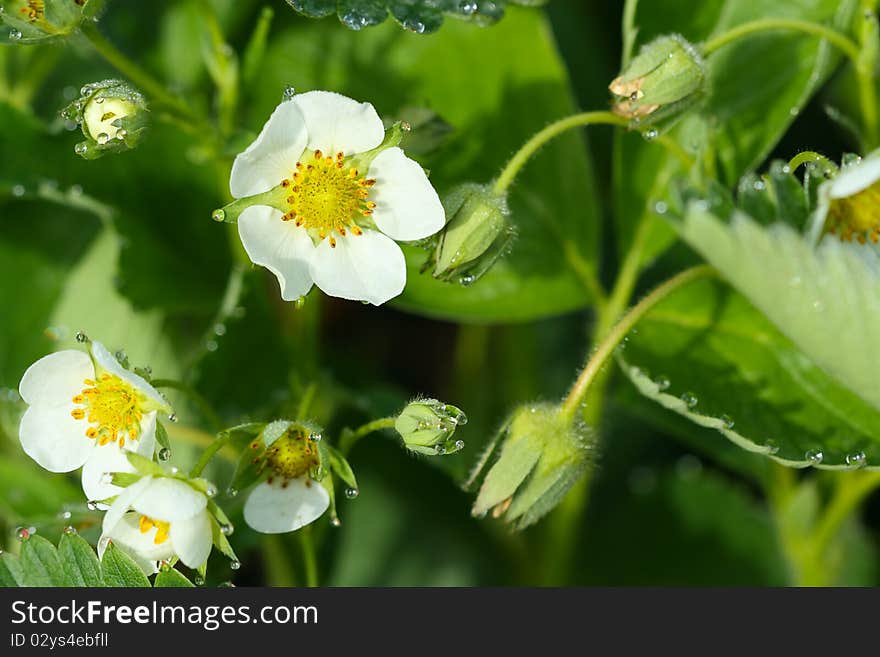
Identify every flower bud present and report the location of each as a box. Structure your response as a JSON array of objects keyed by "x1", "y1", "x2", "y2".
[
  {"x1": 610, "y1": 34, "x2": 704, "y2": 125},
  {"x1": 61, "y1": 79, "x2": 149, "y2": 159},
  {"x1": 395, "y1": 398, "x2": 467, "y2": 455},
  {"x1": 471, "y1": 403, "x2": 594, "y2": 529},
  {"x1": 430, "y1": 183, "x2": 516, "y2": 286},
  {"x1": 0, "y1": 0, "x2": 93, "y2": 43}
]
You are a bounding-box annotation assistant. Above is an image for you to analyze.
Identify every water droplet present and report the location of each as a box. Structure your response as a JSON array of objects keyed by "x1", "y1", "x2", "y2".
[
  {"x1": 80, "y1": 84, "x2": 93, "y2": 96},
  {"x1": 330, "y1": 517, "x2": 342, "y2": 527},
  {"x1": 63, "y1": 526, "x2": 77, "y2": 535},
  {"x1": 781, "y1": 165, "x2": 791, "y2": 174},
  {"x1": 643, "y1": 128, "x2": 658, "y2": 141},
  {"x1": 75, "y1": 331, "x2": 90, "y2": 343},
  {"x1": 454, "y1": 439, "x2": 465, "y2": 451},
  {"x1": 655, "y1": 375, "x2": 670, "y2": 391},
  {"x1": 94, "y1": 96, "x2": 105, "y2": 104},
  {"x1": 805, "y1": 449, "x2": 823, "y2": 465},
  {"x1": 115, "y1": 128, "x2": 127, "y2": 141},
  {"x1": 86, "y1": 500, "x2": 99, "y2": 511},
  {"x1": 74, "y1": 142, "x2": 88, "y2": 156},
  {"x1": 213, "y1": 323, "x2": 227, "y2": 336},
  {"x1": 654, "y1": 201, "x2": 668, "y2": 214},
  {"x1": 220, "y1": 523, "x2": 234, "y2": 536},
  {"x1": 765, "y1": 441, "x2": 780, "y2": 455},
  {"x1": 9, "y1": 29, "x2": 22, "y2": 41},
  {"x1": 459, "y1": 0, "x2": 478, "y2": 13},
  {"x1": 341, "y1": 12, "x2": 368, "y2": 29},
  {"x1": 16, "y1": 527, "x2": 30, "y2": 541},
  {"x1": 309, "y1": 432, "x2": 322, "y2": 442},
  {"x1": 752, "y1": 180, "x2": 766, "y2": 191},
  {"x1": 219, "y1": 581, "x2": 236, "y2": 587},
  {"x1": 11, "y1": 184, "x2": 25, "y2": 197},
  {"x1": 194, "y1": 575, "x2": 205, "y2": 586},
  {"x1": 58, "y1": 510, "x2": 72, "y2": 520},
  {"x1": 403, "y1": 18, "x2": 426, "y2": 33},
  {"x1": 170, "y1": 466, "x2": 179, "y2": 475},
  {"x1": 344, "y1": 487, "x2": 359, "y2": 499},
  {"x1": 719, "y1": 414, "x2": 735, "y2": 430},
  {"x1": 789, "y1": 106, "x2": 800, "y2": 116},
  {"x1": 69, "y1": 184, "x2": 83, "y2": 197},
  {"x1": 434, "y1": 444, "x2": 447, "y2": 455},
  {"x1": 230, "y1": 560, "x2": 241, "y2": 571},
  {"x1": 459, "y1": 274, "x2": 476, "y2": 286},
  {"x1": 168, "y1": 413, "x2": 178, "y2": 423},
  {"x1": 96, "y1": 132, "x2": 110, "y2": 145},
  {"x1": 211, "y1": 209, "x2": 226, "y2": 222},
  {"x1": 205, "y1": 339, "x2": 219, "y2": 352},
  {"x1": 680, "y1": 392, "x2": 698, "y2": 409},
  {"x1": 158, "y1": 447, "x2": 171, "y2": 461},
  {"x1": 226, "y1": 487, "x2": 238, "y2": 497},
  {"x1": 282, "y1": 85, "x2": 296, "y2": 101},
  {"x1": 100, "y1": 472, "x2": 114, "y2": 485},
  {"x1": 847, "y1": 451, "x2": 866, "y2": 468},
  {"x1": 205, "y1": 484, "x2": 218, "y2": 498}
]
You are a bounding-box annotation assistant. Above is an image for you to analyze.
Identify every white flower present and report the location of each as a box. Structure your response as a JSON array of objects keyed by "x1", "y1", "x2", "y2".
[
  {"x1": 99, "y1": 475, "x2": 213, "y2": 574},
  {"x1": 230, "y1": 90, "x2": 445, "y2": 306},
  {"x1": 243, "y1": 424, "x2": 329, "y2": 534},
  {"x1": 18, "y1": 341, "x2": 169, "y2": 501},
  {"x1": 810, "y1": 151, "x2": 880, "y2": 243}
]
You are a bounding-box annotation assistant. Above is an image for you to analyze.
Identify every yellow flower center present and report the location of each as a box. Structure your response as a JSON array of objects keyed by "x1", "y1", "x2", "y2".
[
  {"x1": 71, "y1": 373, "x2": 146, "y2": 448},
  {"x1": 138, "y1": 515, "x2": 170, "y2": 545},
  {"x1": 280, "y1": 149, "x2": 377, "y2": 248},
  {"x1": 252, "y1": 429, "x2": 319, "y2": 486},
  {"x1": 19, "y1": 0, "x2": 44, "y2": 21},
  {"x1": 828, "y1": 180, "x2": 880, "y2": 244}
]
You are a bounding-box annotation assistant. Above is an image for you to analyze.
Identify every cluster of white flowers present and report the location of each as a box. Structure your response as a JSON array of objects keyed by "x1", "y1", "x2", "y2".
[{"x1": 14, "y1": 91, "x2": 447, "y2": 576}]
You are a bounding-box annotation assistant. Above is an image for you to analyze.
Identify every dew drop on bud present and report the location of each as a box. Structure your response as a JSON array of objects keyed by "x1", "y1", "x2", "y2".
[
  {"x1": 219, "y1": 581, "x2": 236, "y2": 587},
  {"x1": 116, "y1": 128, "x2": 127, "y2": 141},
  {"x1": 158, "y1": 447, "x2": 171, "y2": 461},
  {"x1": 74, "y1": 142, "x2": 88, "y2": 156},
  {"x1": 96, "y1": 132, "x2": 110, "y2": 145},
  {"x1": 344, "y1": 487, "x2": 359, "y2": 499},
  {"x1": 434, "y1": 444, "x2": 447, "y2": 455},
  {"x1": 211, "y1": 209, "x2": 226, "y2": 222},
  {"x1": 309, "y1": 432, "x2": 322, "y2": 442},
  {"x1": 454, "y1": 440, "x2": 465, "y2": 451}
]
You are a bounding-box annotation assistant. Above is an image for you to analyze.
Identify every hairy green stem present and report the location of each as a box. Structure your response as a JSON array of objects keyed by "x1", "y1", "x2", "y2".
[
  {"x1": 787, "y1": 150, "x2": 839, "y2": 174},
  {"x1": 339, "y1": 417, "x2": 396, "y2": 456},
  {"x1": 702, "y1": 18, "x2": 861, "y2": 61},
  {"x1": 151, "y1": 378, "x2": 224, "y2": 433}
]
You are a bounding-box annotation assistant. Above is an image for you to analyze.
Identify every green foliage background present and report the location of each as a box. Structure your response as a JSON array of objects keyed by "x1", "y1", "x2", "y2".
[{"x1": 2, "y1": 0, "x2": 880, "y2": 586}]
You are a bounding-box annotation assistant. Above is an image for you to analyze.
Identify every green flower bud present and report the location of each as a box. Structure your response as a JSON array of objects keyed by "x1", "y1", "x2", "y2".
[
  {"x1": 61, "y1": 79, "x2": 149, "y2": 159},
  {"x1": 430, "y1": 183, "x2": 516, "y2": 286},
  {"x1": 395, "y1": 398, "x2": 467, "y2": 456},
  {"x1": 0, "y1": 0, "x2": 94, "y2": 42},
  {"x1": 471, "y1": 403, "x2": 594, "y2": 529},
  {"x1": 610, "y1": 34, "x2": 704, "y2": 125}
]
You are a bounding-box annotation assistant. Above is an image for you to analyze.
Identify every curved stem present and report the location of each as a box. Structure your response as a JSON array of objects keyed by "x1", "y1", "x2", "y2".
[
  {"x1": 492, "y1": 111, "x2": 692, "y2": 195},
  {"x1": 702, "y1": 18, "x2": 861, "y2": 62},
  {"x1": 559, "y1": 265, "x2": 715, "y2": 422},
  {"x1": 339, "y1": 417, "x2": 396, "y2": 456},
  {"x1": 151, "y1": 378, "x2": 223, "y2": 432},
  {"x1": 80, "y1": 23, "x2": 201, "y2": 125},
  {"x1": 188, "y1": 432, "x2": 233, "y2": 478},
  {"x1": 787, "y1": 150, "x2": 839, "y2": 175}
]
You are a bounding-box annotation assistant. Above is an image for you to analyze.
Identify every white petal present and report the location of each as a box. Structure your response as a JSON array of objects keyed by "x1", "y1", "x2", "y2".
[
  {"x1": 90, "y1": 342, "x2": 166, "y2": 409},
  {"x1": 102, "y1": 512, "x2": 175, "y2": 573},
  {"x1": 293, "y1": 91, "x2": 384, "y2": 155},
  {"x1": 81, "y1": 443, "x2": 136, "y2": 502},
  {"x1": 102, "y1": 475, "x2": 153, "y2": 535},
  {"x1": 131, "y1": 477, "x2": 208, "y2": 522},
  {"x1": 830, "y1": 154, "x2": 880, "y2": 198},
  {"x1": 19, "y1": 404, "x2": 94, "y2": 473},
  {"x1": 19, "y1": 350, "x2": 93, "y2": 407},
  {"x1": 133, "y1": 411, "x2": 157, "y2": 459},
  {"x1": 243, "y1": 479, "x2": 329, "y2": 534},
  {"x1": 169, "y1": 510, "x2": 212, "y2": 568},
  {"x1": 310, "y1": 230, "x2": 406, "y2": 305},
  {"x1": 239, "y1": 205, "x2": 316, "y2": 301},
  {"x1": 230, "y1": 100, "x2": 308, "y2": 197},
  {"x1": 368, "y1": 147, "x2": 445, "y2": 241}
]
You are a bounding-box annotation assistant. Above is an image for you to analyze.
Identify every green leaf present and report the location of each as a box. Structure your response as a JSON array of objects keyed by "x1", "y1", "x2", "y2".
[
  {"x1": 154, "y1": 567, "x2": 195, "y2": 587},
  {"x1": 100, "y1": 541, "x2": 151, "y2": 587},
  {"x1": 679, "y1": 205, "x2": 880, "y2": 413},
  {"x1": 0, "y1": 552, "x2": 24, "y2": 587},
  {"x1": 614, "y1": 0, "x2": 858, "y2": 266},
  {"x1": 618, "y1": 276, "x2": 880, "y2": 468},
  {"x1": 285, "y1": 0, "x2": 545, "y2": 33},
  {"x1": 256, "y1": 8, "x2": 599, "y2": 322},
  {"x1": 19, "y1": 535, "x2": 65, "y2": 586},
  {"x1": 324, "y1": 443, "x2": 358, "y2": 490},
  {"x1": 58, "y1": 533, "x2": 103, "y2": 587}
]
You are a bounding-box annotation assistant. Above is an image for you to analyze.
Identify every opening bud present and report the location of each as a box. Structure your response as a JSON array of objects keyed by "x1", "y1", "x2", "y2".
[
  {"x1": 429, "y1": 183, "x2": 516, "y2": 286},
  {"x1": 470, "y1": 403, "x2": 594, "y2": 529},
  {"x1": 610, "y1": 34, "x2": 704, "y2": 125},
  {"x1": 395, "y1": 398, "x2": 467, "y2": 456},
  {"x1": 62, "y1": 79, "x2": 149, "y2": 159}
]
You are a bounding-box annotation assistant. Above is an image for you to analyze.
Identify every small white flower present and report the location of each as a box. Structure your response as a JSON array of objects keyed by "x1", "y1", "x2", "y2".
[
  {"x1": 18, "y1": 342, "x2": 169, "y2": 501},
  {"x1": 99, "y1": 475, "x2": 213, "y2": 574},
  {"x1": 810, "y1": 151, "x2": 880, "y2": 243},
  {"x1": 243, "y1": 424, "x2": 329, "y2": 534},
  {"x1": 230, "y1": 90, "x2": 445, "y2": 305}
]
